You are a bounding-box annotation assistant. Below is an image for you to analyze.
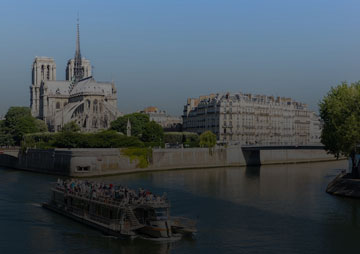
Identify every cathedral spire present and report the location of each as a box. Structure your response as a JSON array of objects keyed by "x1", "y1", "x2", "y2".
[{"x1": 73, "y1": 15, "x2": 84, "y2": 82}]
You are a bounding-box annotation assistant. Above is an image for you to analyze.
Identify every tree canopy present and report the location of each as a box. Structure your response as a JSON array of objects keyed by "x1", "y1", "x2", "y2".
[
  {"x1": 319, "y1": 81, "x2": 360, "y2": 177},
  {"x1": 142, "y1": 121, "x2": 164, "y2": 144},
  {"x1": 199, "y1": 131, "x2": 217, "y2": 148},
  {"x1": 23, "y1": 130, "x2": 144, "y2": 149},
  {"x1": 110, "y1": 113, "x2": 164, "y2": 146},
  {"x1": 61, "y1": 121, "x2": 80, "y2": 132},
  {"x1": 1, "y1": 107, "x2": 46, "y2": 145},
  {"x1": 163, "y1": 132, "x2": 200, "y2": 147},
  {"x1": 110, "y1": 113, "x2": 150, "y2": 137}
]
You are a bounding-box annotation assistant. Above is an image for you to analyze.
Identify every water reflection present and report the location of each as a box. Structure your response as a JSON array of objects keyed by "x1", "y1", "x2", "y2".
[{"x1": 245, "y1": 165, "x2": 261, "y2": 179}]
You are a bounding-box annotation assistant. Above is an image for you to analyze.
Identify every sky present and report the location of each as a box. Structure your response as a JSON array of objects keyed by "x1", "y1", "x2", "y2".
[{"x1": 0, "y1": 0, "x2": 360, "y2": 116}]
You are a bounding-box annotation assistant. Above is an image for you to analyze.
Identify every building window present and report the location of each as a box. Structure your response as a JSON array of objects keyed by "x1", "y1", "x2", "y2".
[
  {"x1": 93, "y1": 99, "x2": 98, "y2": 112},
  {"x1": 76, "y1": 166, "x2": 90, "y2": 172},
  {"x1": 47, "y1": 65, "x2": 50, "y2": 80},
  {"x1": 56, "y1": 102, "x2": 60, "y2": 109},
  {"x1": 41, "y1": 65, "x2": 45, "y2": 80}
]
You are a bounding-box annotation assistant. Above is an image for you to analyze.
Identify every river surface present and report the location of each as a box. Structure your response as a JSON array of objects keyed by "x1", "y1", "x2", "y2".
[{"x1": 1, "y1": 160, "x2": 360, "y2": 254}]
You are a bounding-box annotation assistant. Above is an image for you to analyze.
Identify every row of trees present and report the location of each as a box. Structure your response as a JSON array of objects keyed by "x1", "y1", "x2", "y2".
[
  {"x1": 0, "y1": 108, "x2": 217, "y2": 149},
  {"x1": 23, "y1": 130, "x2": 144, "y2": 149},
  {"x1": 109, "y1": 113, "x2": 216, "y2": 147}
]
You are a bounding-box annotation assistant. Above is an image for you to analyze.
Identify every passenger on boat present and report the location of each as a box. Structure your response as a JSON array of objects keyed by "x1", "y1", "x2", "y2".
[{"x1": 56, "y1": 179, "x2": 168, "y2": 206}]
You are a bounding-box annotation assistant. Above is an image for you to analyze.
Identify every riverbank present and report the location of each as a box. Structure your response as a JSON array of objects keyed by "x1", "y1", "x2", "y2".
[
  {"x1": 0, "y1": 146, "x2": 340, "y2": 177},
  {"x1": 326, "y1": 172, "x2": 360, "y2": 198}
]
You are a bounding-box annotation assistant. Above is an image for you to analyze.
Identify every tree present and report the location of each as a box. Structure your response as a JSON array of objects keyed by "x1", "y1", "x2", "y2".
[
  {"x1": 199, "y1": 131, "x2": 217, "y2": 148},
  {"x1": 0, "y1": 120, "x2": 14, "y2": 147},
  {"x1": 61, "y1": 121, "x2": 80, "y2": 132},
  {"x1": 183, "y1": 132, "x2": 200, "y2": 147},
  {"x1": 110, "y1": 113, "x2": 150, "y2": 137},
  {"x1": 3, "y1": 107, "x2": 43, "y2": 145},
  {"x1": 164, "y1": 132, "x2": 183, "y2": 144},
  {"x1": 0, "y1": 133, "x2": 15, "y2": 147},
  {"x1": 142, "y1": 121, "x2": 164, "y2": 144},
  {"x1": 35, "y1": 119, "x2": 48, "y2": 132},
  {"x1": 51, "y1": 132, "x2": 86, "y2": 148},
  {"x1": 319, "y1": 81, "x2": 360, "y2": 178}
]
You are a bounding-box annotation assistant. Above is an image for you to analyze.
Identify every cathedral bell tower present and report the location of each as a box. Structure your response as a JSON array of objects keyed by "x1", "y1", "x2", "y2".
[{"x1": 30, "y1": 57, "x2": 56, "y2": 117}]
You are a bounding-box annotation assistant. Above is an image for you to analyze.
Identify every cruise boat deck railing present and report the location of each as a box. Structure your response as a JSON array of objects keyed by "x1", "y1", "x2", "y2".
[{"x1": 53, "y1": 186, "x2": 170, "y2": 209}]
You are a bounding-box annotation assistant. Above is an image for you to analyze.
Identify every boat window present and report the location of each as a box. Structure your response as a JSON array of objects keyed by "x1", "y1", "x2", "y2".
[{"x1": 155, "y1": 208, "x2": 168, "y2": 220}]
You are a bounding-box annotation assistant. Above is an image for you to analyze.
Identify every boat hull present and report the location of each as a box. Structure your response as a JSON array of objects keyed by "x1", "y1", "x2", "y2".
[
  {"x1": 137, "y1": 220, "x2": 172, "y2": 238},
  {"x1": 42, "y1": 203, "x2": 136, "y2": 239}
]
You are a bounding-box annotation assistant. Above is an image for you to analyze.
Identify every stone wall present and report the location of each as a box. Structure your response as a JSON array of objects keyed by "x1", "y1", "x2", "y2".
[
  {"x1": 66, "y1": 147, "x2": 246, "y2": 177},
  {"x1": 0, "y1": 146, "x2": 338, "y2": 177},
  {"x1": 17, "y1": 149, "x2": 72, "y2": 175}
]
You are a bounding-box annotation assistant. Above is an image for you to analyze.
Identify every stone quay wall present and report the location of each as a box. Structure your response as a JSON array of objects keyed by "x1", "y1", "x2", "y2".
[{"x1": 0, "y1": 147, "x2": 338, "y2": 177}]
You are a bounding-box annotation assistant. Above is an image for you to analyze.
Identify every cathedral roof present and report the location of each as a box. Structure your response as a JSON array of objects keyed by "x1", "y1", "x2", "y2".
[
  {"x1": 43, "y1": 77, "x2": 115, "y2": 98},
  {"x1": 44, "y1": 81, "x2": 71, "y2": 96},
  {"x1": 70, "y1": 77, "x2": 115, "y2": 96}
]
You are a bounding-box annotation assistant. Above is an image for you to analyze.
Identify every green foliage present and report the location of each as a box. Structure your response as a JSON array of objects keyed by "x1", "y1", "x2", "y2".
[
  {"x1": 164, "y1": 132, "x2": 200, "y2": 147},
  {"x1": 319, "y1": 81, "x2": 360, "y2": 177},
  {"x1": 0, "y1": 133, "x2": 15, "y2": 147},
  {"x1": 61, "y1": 121, "x2": 80, "y2": 132},
  {"x1": 35, "y1": 119, "x2": 48, "y2": 132},
  {"x1": 183, "y1": 132, "x2": 200, "y2": 148},
  {"x1": 2, "y1": 107, "x2": 46, "y2": 145},
  {"x1": 110, "y1": 113, "x2": 150, "y2": 137},
  {"x1": 0, "y1": 120, "x2": 14, "y2": 147},
  {"x1": 110, "y1": 113, "x2": 164, "y2": 147},
  {"x1": 22, "y1": 130, "x2": 144, "y2": 149},
  {"x1": 199, "y1": 131, "x2": 217, "y2": 148},
  {"x1": 122, "y1": 147, "x2": 152, "y2": 168},
  {"x1": 51, "y1": 132, "x2": 88, "y2": 148},
  {"x1": 22, "y1": 132, "x2": 57, "y2": 149},
  {"x1": 86, "y1": 130, "x2": 144, "y2": 148},
  {"x1": 164, "y1": 132, "x2": 183, "y2": 144},
  {"x1": 142, "y1": 121, "x2": 164, "y2": 143}
]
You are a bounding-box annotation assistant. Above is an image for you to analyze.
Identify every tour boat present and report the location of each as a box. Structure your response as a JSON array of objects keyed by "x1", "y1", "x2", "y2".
[{"x1": 42, "y1": 179, "x2": 196, "y2": 240}]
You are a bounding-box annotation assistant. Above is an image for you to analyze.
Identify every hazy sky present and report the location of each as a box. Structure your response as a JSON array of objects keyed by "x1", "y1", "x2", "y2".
[{"x1": 0, "y1": 0, "x2": 360, "y2": 116}]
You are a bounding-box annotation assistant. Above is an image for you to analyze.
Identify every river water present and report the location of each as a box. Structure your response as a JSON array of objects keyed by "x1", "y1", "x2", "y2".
[{"x1": 1, "y1": 160, "x2": 360, "y2": 254}]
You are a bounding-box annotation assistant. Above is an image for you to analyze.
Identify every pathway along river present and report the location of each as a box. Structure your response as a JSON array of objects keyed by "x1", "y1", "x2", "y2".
[{"x1": 1, "y1": 160, "x2": 360, "y2": 254}]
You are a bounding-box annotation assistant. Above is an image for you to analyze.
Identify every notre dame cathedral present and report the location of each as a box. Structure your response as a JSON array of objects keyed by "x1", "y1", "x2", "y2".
[{"x1": 30, "y1": 21, "x2": 120, "y2": 132}]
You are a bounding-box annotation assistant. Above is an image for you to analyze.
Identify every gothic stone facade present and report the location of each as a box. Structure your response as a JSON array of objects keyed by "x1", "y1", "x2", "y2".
[
  {"x1": 30, "y1": 23, "x2": 119, "y2": 132},
  {"x1": 182, "y1": 93, "x2": 322, "y2": 145}
]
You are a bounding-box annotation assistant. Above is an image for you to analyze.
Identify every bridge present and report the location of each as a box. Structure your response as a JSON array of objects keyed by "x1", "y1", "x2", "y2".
[
  {"x1": 241, "y1": 145, "x2": 325, "y2": 151},
  {"x1": 240, "y1": 145, "x2": 329, "y2": 166}
]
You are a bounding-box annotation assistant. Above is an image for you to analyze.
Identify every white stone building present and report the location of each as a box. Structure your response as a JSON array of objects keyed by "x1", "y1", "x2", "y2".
[
  {"x1": 30, "y1": 22, "x2": 119, "y2": 132},
  {"x1": 182, "y1": 93, "x2": 322, "y2": 145},
  {"x1": 139, "y1": 106, "x2": 182, "y2": 129}
]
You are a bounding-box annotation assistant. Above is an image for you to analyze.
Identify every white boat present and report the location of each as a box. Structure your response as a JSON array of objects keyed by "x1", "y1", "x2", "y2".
[{"x1": 43, "y1": 179, "x2": 197, "y2": 240}]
